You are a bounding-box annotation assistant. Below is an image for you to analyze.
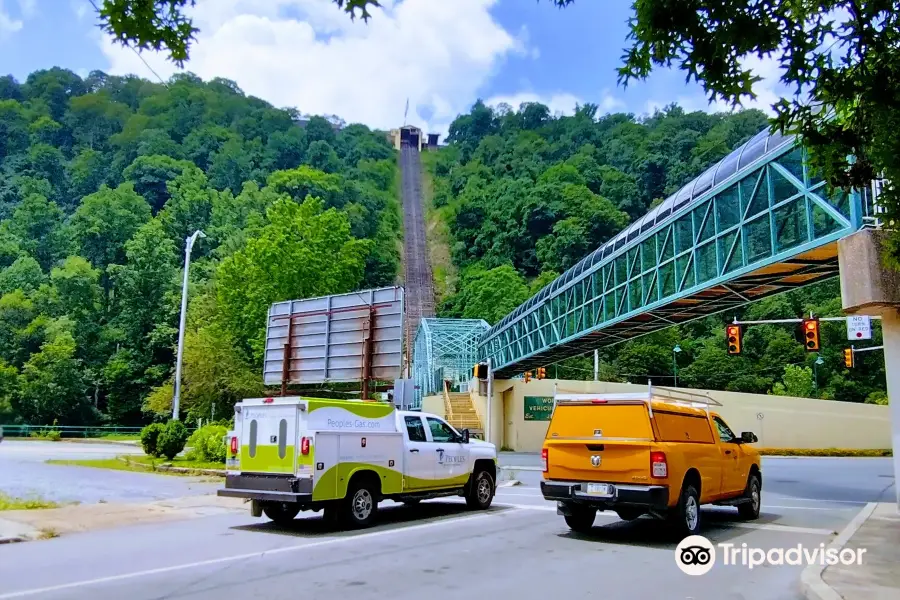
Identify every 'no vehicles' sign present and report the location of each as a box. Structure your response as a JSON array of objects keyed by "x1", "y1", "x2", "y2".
[{"x1": 846, "y1": 316, "x2": 872, "y2": 341}]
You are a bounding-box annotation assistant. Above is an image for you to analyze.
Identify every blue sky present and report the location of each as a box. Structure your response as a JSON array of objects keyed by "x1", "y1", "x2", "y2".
[{"x1": 0, "y1": 0, "x2": 779, "y2": 133}]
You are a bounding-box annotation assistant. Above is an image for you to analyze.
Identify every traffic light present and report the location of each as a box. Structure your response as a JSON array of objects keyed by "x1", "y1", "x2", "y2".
[
  {"x1": 524, "y1": 371, "x2": 532, "y2": 383},
  {"x1": 802, "y1": 318, "x2": 820, "y2": 352},
  {"x1": 844, "y1": 348, "x2": 854, "y2": 369},
  {"x1": 537, "y1": 367, "x2": 547, "y2": 380},
  {"x1": 726, "y1": 324, "x2": 742, "y2": 355},
  {"x1": 473, "y1": 363, "x2": 487, "y2": 379}
]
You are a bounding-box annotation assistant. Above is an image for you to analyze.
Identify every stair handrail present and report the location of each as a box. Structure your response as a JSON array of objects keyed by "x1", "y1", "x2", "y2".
[{"x1": 443, "y1": 379, "x2": 453, "y2": 418}]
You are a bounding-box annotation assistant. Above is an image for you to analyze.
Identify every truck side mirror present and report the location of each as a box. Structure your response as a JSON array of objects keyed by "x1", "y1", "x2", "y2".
[
  {"x1": 740, "y1": 431, "x2": 758, "y2": 444},
  {"x1": 462, "y1": 429, "x2": 470, "y2": 444}
]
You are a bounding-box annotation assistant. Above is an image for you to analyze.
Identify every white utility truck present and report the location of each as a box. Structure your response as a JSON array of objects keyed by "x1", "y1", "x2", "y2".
[{"x1": 217, "y1": 396, "x2": 498, "y2": 528}]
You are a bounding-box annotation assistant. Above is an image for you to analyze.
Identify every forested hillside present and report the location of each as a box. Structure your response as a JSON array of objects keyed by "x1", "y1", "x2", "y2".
[
  {"x1": 0, "y1": 68, "x2": 400, "y2": 426},
  {"x1": 426, "y1": 101, "x2": 886, "y2": 404}
]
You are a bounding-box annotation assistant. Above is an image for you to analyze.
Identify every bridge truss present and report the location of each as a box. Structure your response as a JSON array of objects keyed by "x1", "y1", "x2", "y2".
[{"x1": 478, "y1": 128, "x2": 879, "y2": 378}]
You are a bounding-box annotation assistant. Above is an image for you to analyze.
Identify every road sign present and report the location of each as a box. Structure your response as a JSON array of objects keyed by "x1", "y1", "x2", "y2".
[{"x1": 847, "y1": 316, "x2": 872, "y2": 341}]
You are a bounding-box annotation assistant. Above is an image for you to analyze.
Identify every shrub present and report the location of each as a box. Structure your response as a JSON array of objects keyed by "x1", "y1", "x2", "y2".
[
  {"x1": 185, "y1": 424, "x2": 228, "y2": 463},
  {"x1": 759, "y1": 447, "x2": 892, "y2": 457},
  {"x1": 45, "y1": 430, "x2": 62, "y2": 442},
  {"x1": 140, "y1": 423, "x2": 165, "y2": 457},
  {"x1": 157, "y1": 420, "x2": 189, "y2": 460}
]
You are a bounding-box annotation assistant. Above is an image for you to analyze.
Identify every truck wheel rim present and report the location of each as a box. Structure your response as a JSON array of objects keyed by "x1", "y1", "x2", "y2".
[
  {"x1": 476, "y1": 475, "x2": 491, "y2": 504},
  {"x1": 751, "y1": 482, "x2": 760, "y2": 511},
  {"x1": 685, "y1": 496, "x2": 698, "y2": 530},
  {"x1": 352, "y1": 490, "x2": 373, "y2": 521}
]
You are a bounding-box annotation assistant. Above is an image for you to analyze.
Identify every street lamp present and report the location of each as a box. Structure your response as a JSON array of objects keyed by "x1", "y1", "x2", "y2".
[
  {"x1": 673, "y1": 344, "x2": 682, "y2": 387},
  {"x1": 172, "y1": 229, "x2": 206, "y2": 420},
  {"x1": 813, "y1": 354, "x2": 825, "y2": 397}
]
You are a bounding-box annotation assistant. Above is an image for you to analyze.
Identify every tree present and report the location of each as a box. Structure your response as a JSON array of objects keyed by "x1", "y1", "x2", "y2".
[
  {"x1": 14, "y1": 324, "x2": 92, "y2": 425},
  {"x1": 772, "y1": 365, "x2": 815, "y2": 399},
  {"x1": 4, "y1": 194, "x2": 72, "y2": 271},
  {"x1": 70, "y1": 183, "x2": 153, "y2": 271},
  {"x1": 123, "y1": 154, "x2": 193, "y2": 212},
  {"x1": 439, "y1": 264, "x2": 531, "y2": 325},
  {"x1": 616, "y1": 1, "x2": 900, "y2": 264},
  {"x1": 216, "y1": 197, "x2": 369, "y2": 359}
]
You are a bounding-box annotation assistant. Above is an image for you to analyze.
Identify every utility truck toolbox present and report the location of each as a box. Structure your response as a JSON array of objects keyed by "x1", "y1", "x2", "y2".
[
  {"x1": 540, "y1": 384, "x2": 761, "y2": 536},
  {"x1": 218, "y1": 396, "x2": 498, "y2": 529}
]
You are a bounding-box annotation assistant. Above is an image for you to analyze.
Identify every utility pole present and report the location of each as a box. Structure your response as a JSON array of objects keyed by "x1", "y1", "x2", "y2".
[
  {"x1": 593, "y1": 350, "x2": 599, "y2": 381},
  {"x1": 673, "y1": 344, "x2": 682, "y2": 387},
  {"x1": 172, "y1": 230, "x2": 206, "y2": 420}
]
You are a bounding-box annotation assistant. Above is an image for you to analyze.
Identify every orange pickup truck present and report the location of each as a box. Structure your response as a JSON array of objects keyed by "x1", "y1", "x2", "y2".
[{"x1": 540, "y1": 386, "x2": 761, "y2": 537}]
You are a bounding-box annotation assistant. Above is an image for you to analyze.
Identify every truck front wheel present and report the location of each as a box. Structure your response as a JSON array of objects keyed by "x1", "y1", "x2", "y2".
[
  {"x1": 465, "y1": 469, "x2": 494, "y2": 509},
  {"x1": 262, "y1": 502, "x2": 301, "y2": 526}
]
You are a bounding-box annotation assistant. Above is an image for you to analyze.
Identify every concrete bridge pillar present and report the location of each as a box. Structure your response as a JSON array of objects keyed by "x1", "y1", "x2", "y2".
[{"x1": 838, "y1": 229, "x2": 900, "y2": 510}]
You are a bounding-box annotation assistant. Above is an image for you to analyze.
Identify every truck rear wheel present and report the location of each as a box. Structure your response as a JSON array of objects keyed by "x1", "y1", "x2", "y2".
[
  {"x1": 342, "y1": 479, "x2": 378, "y2": 529},
  {"x1": 564, "y1": 506, "x2": 596, "y2": 533},
  {"x1": 669, "y1": 484, "x2": 701, "y2": 537},
  {"x1": 465, "y1": 469, "x2": 494, "y2": 509},
  {"x1": 262, "y1": 502, "x2": 300, "y2": 526}
]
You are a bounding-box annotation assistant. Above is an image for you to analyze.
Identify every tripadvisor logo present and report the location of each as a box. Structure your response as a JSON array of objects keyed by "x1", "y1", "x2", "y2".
[{"x1": 675, "y1": 535, "x2": 867, "y2": 575}]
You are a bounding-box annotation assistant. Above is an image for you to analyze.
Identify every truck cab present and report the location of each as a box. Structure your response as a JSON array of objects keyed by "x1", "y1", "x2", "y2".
[
  {"x1": 218, "y1": 396, "x2": 497, "y2": 529},
  {"x1": 540, "y1": 386, "x2": 761, "y2": 536}
]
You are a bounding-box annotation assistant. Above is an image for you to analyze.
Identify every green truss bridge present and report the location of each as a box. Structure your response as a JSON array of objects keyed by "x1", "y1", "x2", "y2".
[{"x1": 475, "y1": 127, "x2": 882, "y2": 379}]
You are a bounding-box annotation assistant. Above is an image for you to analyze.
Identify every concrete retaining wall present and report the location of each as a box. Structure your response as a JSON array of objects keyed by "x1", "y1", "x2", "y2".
[{"x1": 421, "y1": 380, "x2": 891, "y2": 452}]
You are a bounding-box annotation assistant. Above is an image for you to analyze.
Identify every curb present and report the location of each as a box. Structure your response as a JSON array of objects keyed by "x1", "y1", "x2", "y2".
[
  {"x1": 116, "y1": 457, "x2": 225, "y2": 477},
  {"x1": 800, "y1": 501, "x2": 877, "y2": 600},
  {"x1": 499, "y1": 465, "x2": 543, "y2": 472},
  {"x1": 0, "y1": 536, "x2": 26, "y2": 545},
  {"x1": 497, "y1": 480, "x2": 521, "y2": 488}
]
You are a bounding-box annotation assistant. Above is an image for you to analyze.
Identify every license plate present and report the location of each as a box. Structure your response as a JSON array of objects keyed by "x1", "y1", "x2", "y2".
[{"x1": 586, "y1": 483, "x2": 614, "y2": 497}]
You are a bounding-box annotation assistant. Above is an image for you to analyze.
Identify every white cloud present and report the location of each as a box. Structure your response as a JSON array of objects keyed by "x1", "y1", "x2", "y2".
[
  {"x1": 97, "y1": 0, "x2": 531, "y2": 135},
  {"x1": 485, "y1": 91, "x2": 583, "y2": 117},
  {"x1": 0, "y1": 0, "x2": 23, "y2": 38},
  {"x1": 71, "y1": 0, "x2": 88, "y2": 21},
  {"x1": 643, "y1": 52, "x2": 786, "y2": 118}
]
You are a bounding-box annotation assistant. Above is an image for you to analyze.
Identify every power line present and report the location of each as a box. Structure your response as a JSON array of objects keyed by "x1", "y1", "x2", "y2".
[{"x1": 87, "y1": 0, "x2": 170, "y2": 87}]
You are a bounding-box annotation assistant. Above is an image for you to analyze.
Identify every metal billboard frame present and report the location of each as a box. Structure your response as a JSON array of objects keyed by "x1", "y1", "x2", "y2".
[{"x1": 263, "y1": 286, "x2": 405, "y2": 398}]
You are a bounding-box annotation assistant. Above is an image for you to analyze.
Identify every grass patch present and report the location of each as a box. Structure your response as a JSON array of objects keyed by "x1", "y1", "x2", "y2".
[
  {"x1": 47, "y1": 455, "x2": 225, "y2": 476},
  {"x1": 420, "y1": 151, "x2": 458, "y2": 306},
  {"x1": 0, "y1": 493, "x2": 59, "y2": 511},
  {"x1": 759, "y1": 448, "x2": 892, "y2": 457},
  {"x1": 91, "y1": 434, "x2": 140, "y2": 441}
]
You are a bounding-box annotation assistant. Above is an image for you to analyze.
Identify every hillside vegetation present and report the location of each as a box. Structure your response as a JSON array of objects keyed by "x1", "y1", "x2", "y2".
[
  {"x1": 0, "y1": 68, "x2": 400, "y2": 425},
  {"x1": 427, "y1": 100, "x2": 886, "y2": 403}
]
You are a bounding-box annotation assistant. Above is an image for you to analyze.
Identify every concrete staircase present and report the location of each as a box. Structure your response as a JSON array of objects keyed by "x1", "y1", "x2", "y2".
[{"x1": 446, "y1": 391, "x2": 483, "y2": 435}]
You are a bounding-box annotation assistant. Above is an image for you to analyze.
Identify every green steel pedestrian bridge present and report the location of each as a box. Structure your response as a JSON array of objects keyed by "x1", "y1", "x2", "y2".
[{"x1": 474, "y1": 127, "x2": 881, "y2": 379}]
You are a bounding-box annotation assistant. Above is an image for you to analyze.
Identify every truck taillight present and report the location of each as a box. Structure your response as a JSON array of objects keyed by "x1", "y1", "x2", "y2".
[
  {"x1": 541, "y1": 448, "x2": 548, "y2": 473},
  {"x1": 229, "y1": 436, "x2": 238, "y2": 455},
  {"x1": 650, "y1": 451, "x2": 667, "y2": 478},
  {"x1": 300, "y1": 437, "x2": 310, "y2": 455}
]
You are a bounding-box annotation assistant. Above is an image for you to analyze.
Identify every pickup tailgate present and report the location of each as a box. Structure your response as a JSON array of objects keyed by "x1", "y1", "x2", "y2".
[{"x1": 545, "y1": 403, "x2": 652, "y2": 484}]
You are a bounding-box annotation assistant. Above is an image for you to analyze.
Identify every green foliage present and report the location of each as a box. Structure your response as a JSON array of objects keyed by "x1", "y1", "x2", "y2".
[
  {"x1": 0, "y1": 68, "x2": 398, "y2": 427},
  {"x1": 157, "y1": 419, "x2": 189, "y2": 460},
  {"x1": 140, "y1": 422, "x2": 165, "y2": 457},
  {"x1": 216, "y1": 196, "x2": 369, "y2": 359},
  {"x1": 430, "y1": 100, "x2": 886, "y2": 402},
  {"x1": 771, "y1": 365, "x2": 815, "y2": 398},
  {"x1": 617, "y1": 0, "x2": 900, "y2": 269},
  {"x1": 185, "y1": 423, "x2": 228, "y2": 463}
]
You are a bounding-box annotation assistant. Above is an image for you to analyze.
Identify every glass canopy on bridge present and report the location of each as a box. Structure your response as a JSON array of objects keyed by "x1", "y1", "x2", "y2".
[{"x1": 478, "y1": 127, "x2": 867, "y2": 378}]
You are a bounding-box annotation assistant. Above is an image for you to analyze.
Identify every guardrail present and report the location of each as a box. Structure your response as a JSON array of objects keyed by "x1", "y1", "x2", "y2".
[{"x1": 0, "y1": 425, "x2": 192, "y2": 439}]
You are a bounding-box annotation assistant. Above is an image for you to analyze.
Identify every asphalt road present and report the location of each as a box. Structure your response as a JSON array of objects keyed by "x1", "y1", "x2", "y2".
[
  {"x1": 0, "y1": 454, "x2": 893, "y2": 600},
  {"x1": 0, "y1": 441, "x2": 219, "y2": 504}
]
